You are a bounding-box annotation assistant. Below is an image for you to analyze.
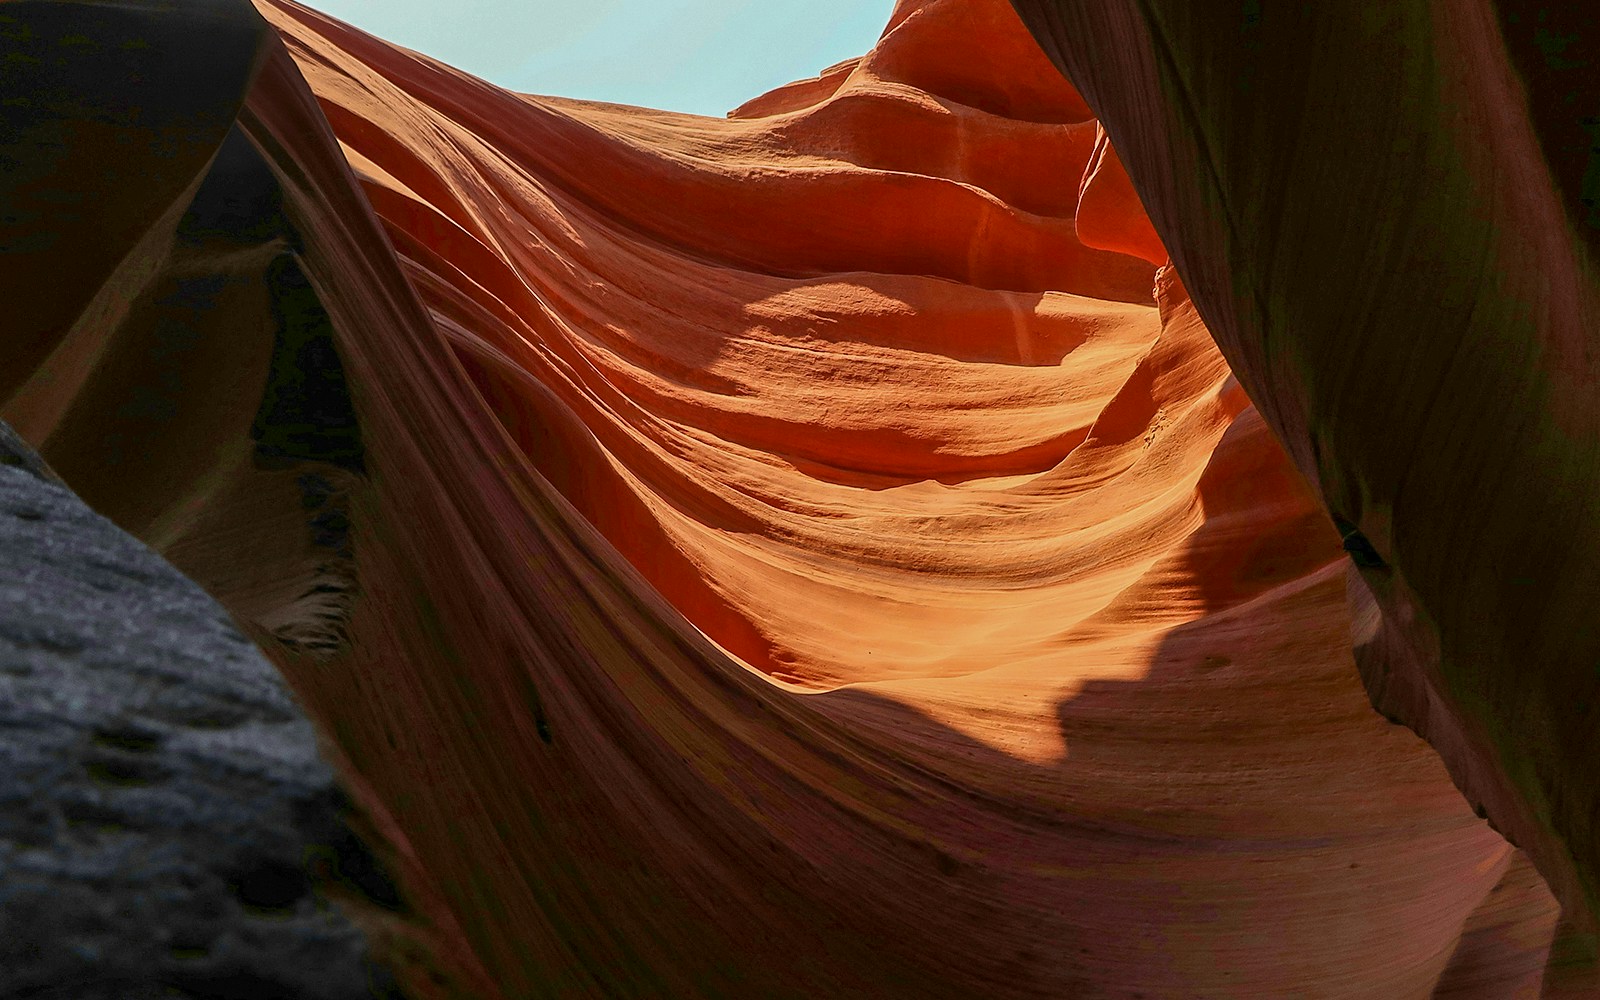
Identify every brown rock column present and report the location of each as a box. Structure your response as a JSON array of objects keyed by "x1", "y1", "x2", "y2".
[{"x1": 1008, "y1": 1, "x2": 1600, "y2": 992}]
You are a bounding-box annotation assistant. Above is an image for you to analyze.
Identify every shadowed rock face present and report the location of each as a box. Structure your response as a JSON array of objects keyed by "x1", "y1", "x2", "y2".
[
  {"x1": 0, "y1": 0, "x2": 1586, "y2": 996},
  {"x1": 0, "y1": 424, "x2": 401, "y2": 999},
  {"x1": 1007, "y1": 1, "x2": 1600, "y2": 993}
]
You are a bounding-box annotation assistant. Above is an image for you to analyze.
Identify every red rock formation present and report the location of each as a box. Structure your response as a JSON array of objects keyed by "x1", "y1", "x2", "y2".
[
  {"x1": 0, "y1": 0, "x2": 1572, "y2": 995},
  {"x1": 1009, "y1": 1, "x2": 1600, "y2": 994}
]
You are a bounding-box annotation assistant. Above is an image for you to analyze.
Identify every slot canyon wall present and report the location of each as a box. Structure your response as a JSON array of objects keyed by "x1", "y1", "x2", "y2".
[
  {"x1": 1, "y1": 0, "x2": 1590, "y2": 996},
  {"x1": 1008, "y1": 1, "x2": 1600, "y2": 993}
]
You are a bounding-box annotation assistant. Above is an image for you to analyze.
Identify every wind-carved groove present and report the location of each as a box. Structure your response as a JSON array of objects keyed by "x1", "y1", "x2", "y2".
[
  {"x1": 1331, "y1": 512, "x2": 1389, "y2": 571},
  {"x1": 254, "y1": 468, "x2": 361, "y2": 657},
  {"x1": 251, "y1": 253, "x2": 365, "y2": 475},
  {"x1": 248, "y1": 252, "x2": 365, "y2": 658},
  {"x1": 171, "y1": 127, "x2": 370, "y2": 659}
]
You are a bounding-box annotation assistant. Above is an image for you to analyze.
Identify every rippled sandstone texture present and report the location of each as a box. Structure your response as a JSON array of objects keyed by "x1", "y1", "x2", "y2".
[{"x1": 0, "y1": 0, "x2": 1583, "y2": 995}]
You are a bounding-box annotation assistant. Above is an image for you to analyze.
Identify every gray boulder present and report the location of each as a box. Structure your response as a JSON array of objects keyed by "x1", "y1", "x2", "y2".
[{"x1": 0, "y1": 422, "x2": 399, "y2": 999}]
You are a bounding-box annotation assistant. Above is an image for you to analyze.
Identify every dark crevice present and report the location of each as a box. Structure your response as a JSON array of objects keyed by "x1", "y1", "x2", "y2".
[
  {"x1": 59, "y1": 801, "x2": 131, "y2": 831},
  {"x1": 293, "y1": 788, "x2": 408, "y2": 914},
  {"x1": 251, "y1": 254, "x2": 365, "y2": 474},
  {"x1": 83, "y1": 755, "x2": 167, "y2": 787},
  {"x1": 227, "y1": 858, "x2": 311, "y2": 913},
  {"x1": 176, "y1": 126, "x2": 288, "y2": 250},
  {"x1": 1331, "y1": 512, "x2": 1389, "y2": 570},
  {"x1": 91, "y1": 725, "x2": 163, "y2": 754}
]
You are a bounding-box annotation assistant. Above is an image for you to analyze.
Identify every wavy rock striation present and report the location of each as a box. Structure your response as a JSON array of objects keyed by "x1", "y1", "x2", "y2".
[
  {"x1": 1009, "y1": 2, "x2": 1600, "y2": 994},
  {"x1": 0, "y1": 0, "x2": 1572, "y2": 995}
]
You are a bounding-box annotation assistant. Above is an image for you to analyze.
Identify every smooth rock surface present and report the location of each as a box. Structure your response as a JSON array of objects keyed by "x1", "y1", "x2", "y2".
[{"x1": 1008, "y1": 1, "x2": 1600, "y2": 992}]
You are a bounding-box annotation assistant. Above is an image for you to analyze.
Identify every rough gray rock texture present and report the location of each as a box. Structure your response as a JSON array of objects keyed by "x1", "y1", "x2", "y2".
[{"x1": 0, "y1": 423, "x2": 399, "y2": 999}]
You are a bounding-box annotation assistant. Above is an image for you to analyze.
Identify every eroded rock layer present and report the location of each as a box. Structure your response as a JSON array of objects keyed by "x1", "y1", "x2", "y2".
[
  {"x1": 1009, "y1": 1, "x2": 1600, "y2": 993},
  {"x1": 0, "y1": 0, "x2": 1568, "y2": 996}
]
